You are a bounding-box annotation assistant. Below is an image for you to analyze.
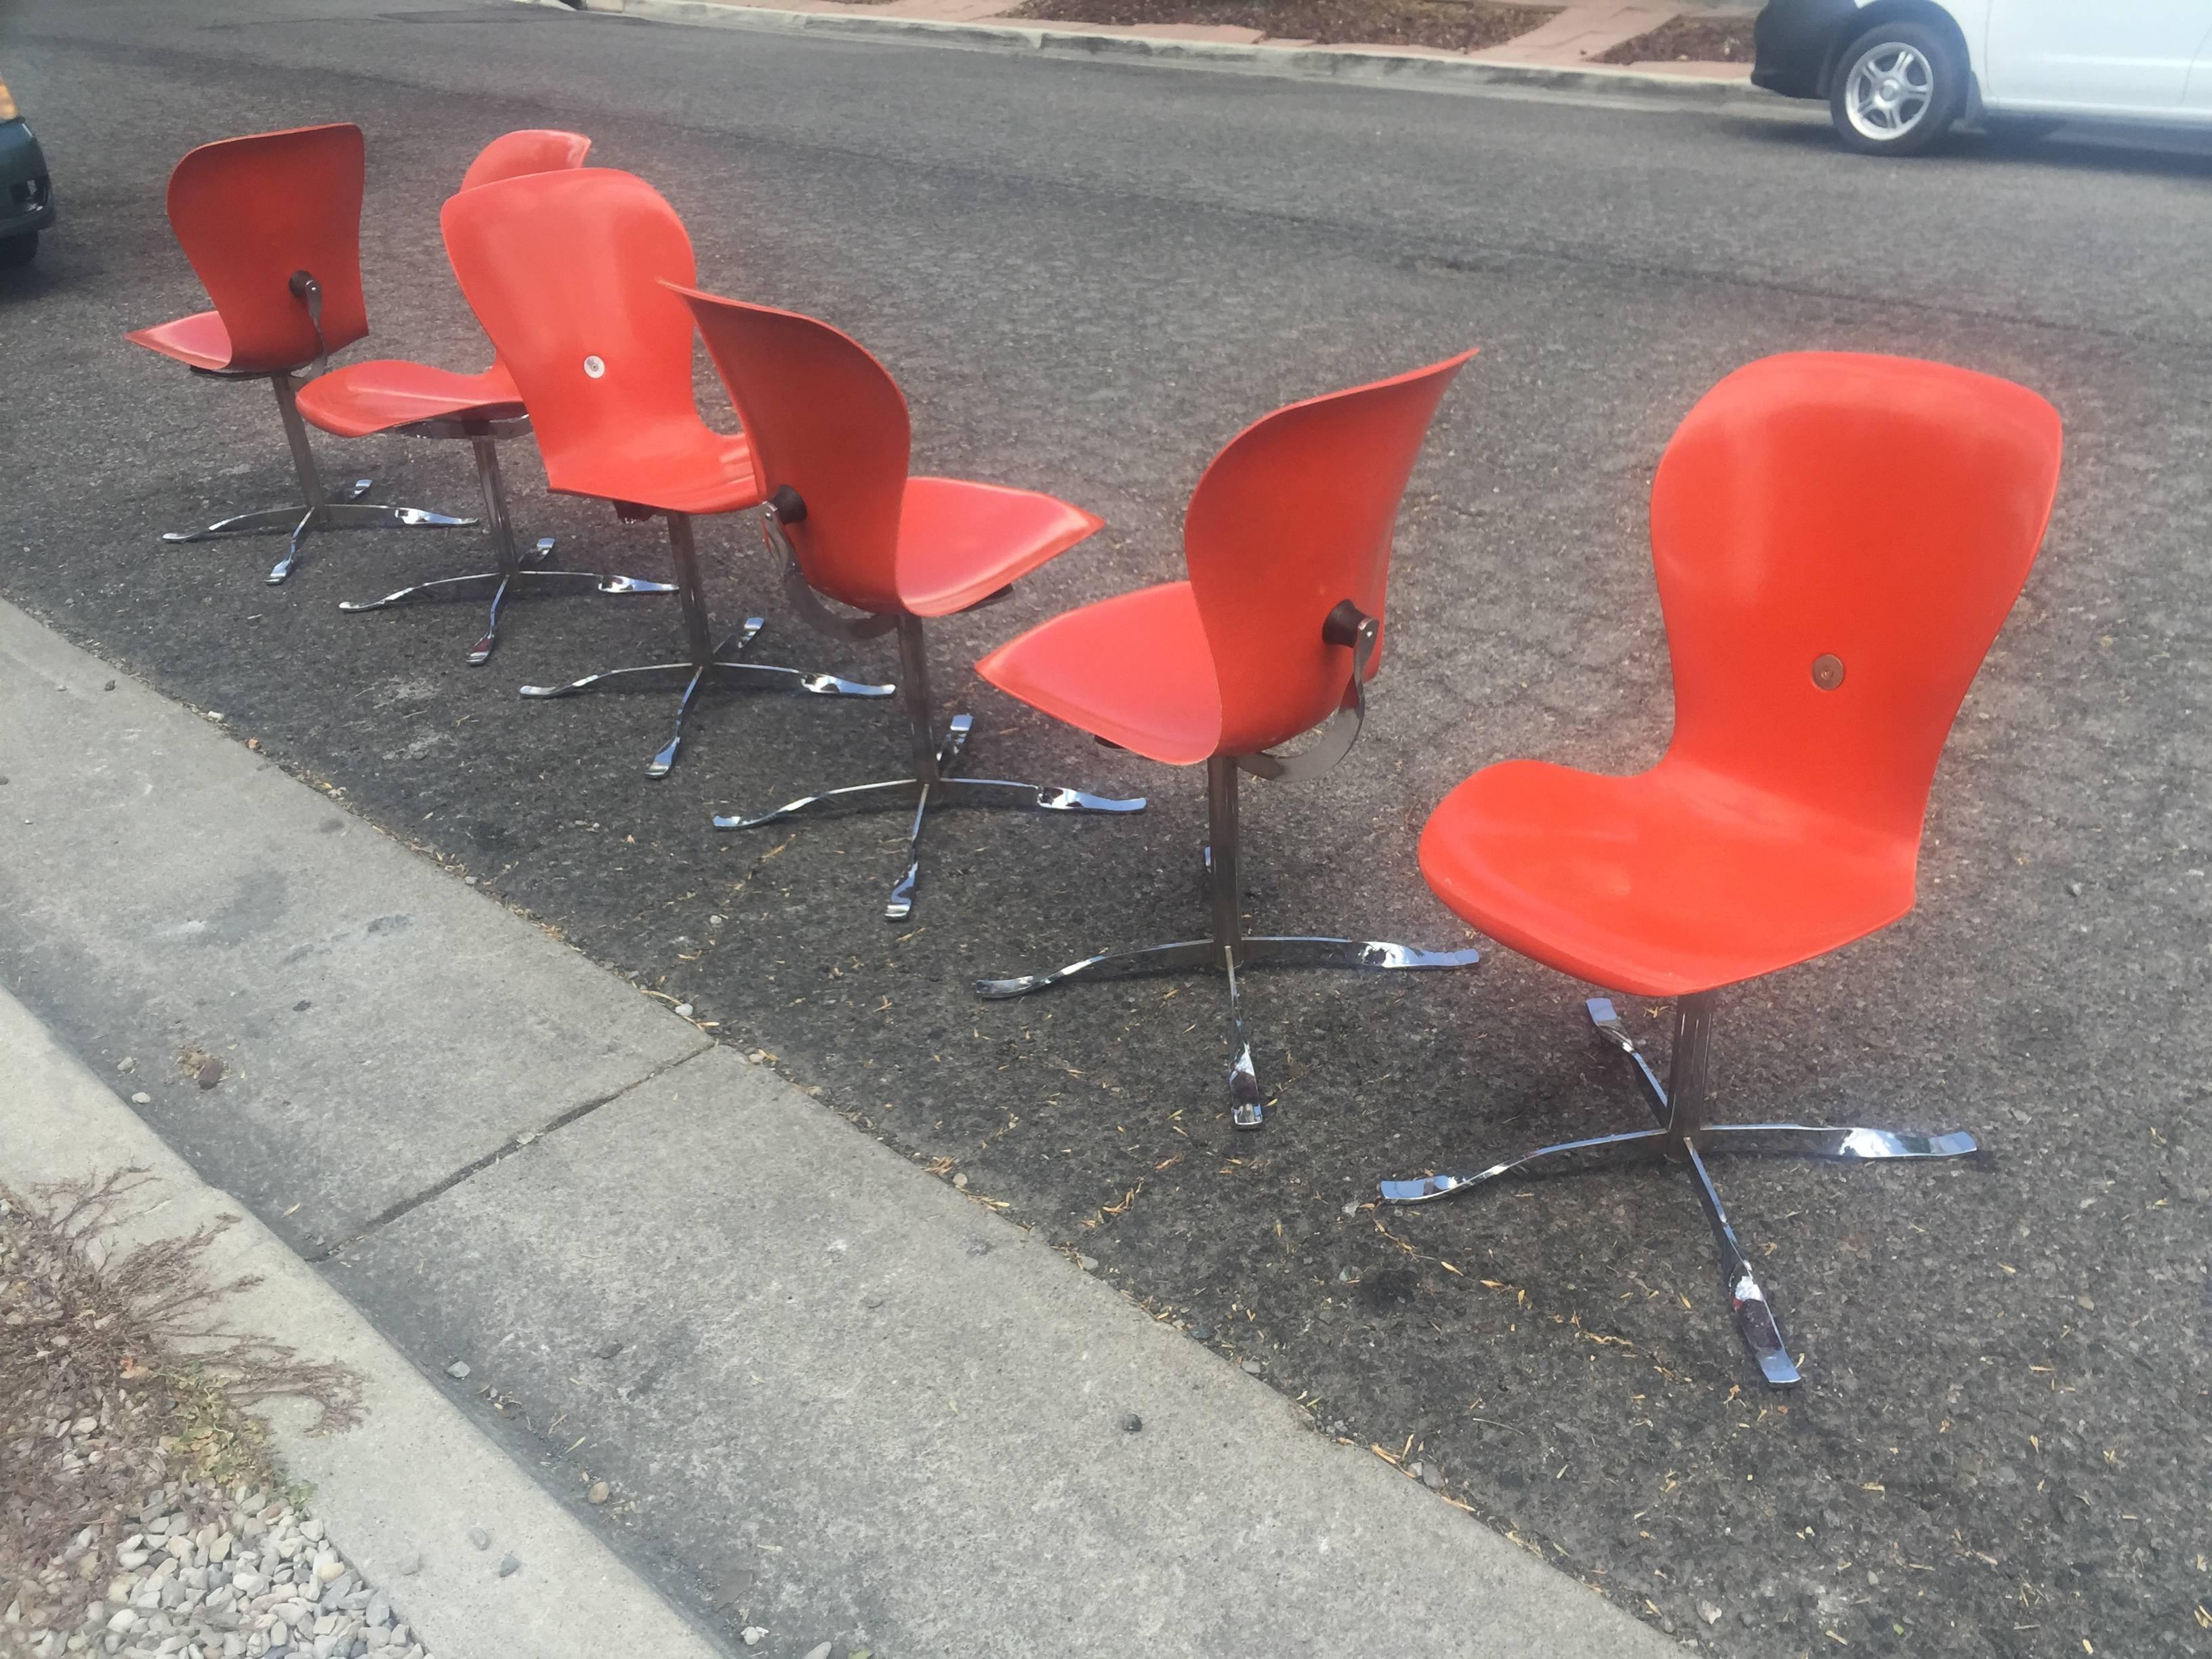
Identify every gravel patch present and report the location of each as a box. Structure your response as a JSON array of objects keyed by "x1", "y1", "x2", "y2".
[
  {"x1": 1, "y1": 1176, "x2": 383, "y2": 1659},
  {"x1": 3, "y1": 1482, "x2": 434, "y2": 1659}
]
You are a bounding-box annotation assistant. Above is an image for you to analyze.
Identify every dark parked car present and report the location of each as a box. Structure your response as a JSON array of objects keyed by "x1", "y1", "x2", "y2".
[{"x1": 0, "y1": 71, "x2": 56, "y2": 267}]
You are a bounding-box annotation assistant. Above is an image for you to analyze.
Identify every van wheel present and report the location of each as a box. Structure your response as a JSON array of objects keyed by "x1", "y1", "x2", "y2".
[
  {"x1": 0, "y1": 232, "x2": 36, "y2": 269},
  {"x1": 1829, "y1": 22, "x2": 1964, "y2": 156}
]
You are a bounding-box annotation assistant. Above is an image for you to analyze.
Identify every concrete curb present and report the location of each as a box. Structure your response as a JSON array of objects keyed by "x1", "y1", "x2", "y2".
[
  {"x1": 0, "y1": 988, "x2": 729, "y2": 1659},
  {"x1": 529, "y1": 0, "x2": 1774, "y2": 106}
]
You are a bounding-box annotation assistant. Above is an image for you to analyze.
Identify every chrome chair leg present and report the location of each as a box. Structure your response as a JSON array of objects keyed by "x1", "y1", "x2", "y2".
[
  {"x1": 1380, "y1": 991, "x2": 1978, "y2": 1388},
  {"x1": 1698, "y1": 1124, "x2": 1979, "y2": 1159},
  {"x1": 521, "y1": 659, "x2": 714, "y2": 697},
  {"x1": 1225, "y1": 952, "x2": 1263, "y2": 1126},
  {"x1": 1681, "y1": 1141, "x2": 1800, "y2": 1387},
  {"x1": 975, "y1": 939, "x2": 1221, "y2": 997},
  {"x1": 338, "y1": 434, "x2": 676, "y2": 664},
  {"x1": 1239, "y1": 936, "x2": 1486, "y2": 972},
  {"x1": 716, "y1": 777, "x2": 930, "y2": 830},
  {"x1": 713, "y1": 615, "x2": 1143, "y2": 918},
  {"x1": 930, "y1": 777, "x2": 1156, "y2": 813},
  {"x1": 978, "y1": 755, "x2": 1476, "y2": 1128},
  {"x1": 1378, "y1": 1130, "x2": 1670, "y2": 1202},
  {"x1": 649, "y1": 658, "x2": 716, "y2": 779}
]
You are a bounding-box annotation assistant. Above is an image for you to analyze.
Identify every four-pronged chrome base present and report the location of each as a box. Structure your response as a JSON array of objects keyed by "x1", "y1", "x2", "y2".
[
  {"x1": 715, "y1": 707, "x2": 1146, "y2": 920},
  {"x1": 159, "y1": 373, "x2": 477, "y2": 585},
  {"x1": 522, "y1": 617, "x2": 893, "y2": 776},
  {"x1": 516, "y1": 508, "x2": 890, "y2": 777},
  {"x1": 1380, "y1": 992, "x2": 1978, "y2": 1387},
  {"x1": 977, "y1": 755, "x2": 1479, "y2": 1128},
  {"x1": 163, "y1": 478, "x2": 477, "y2": 585},
  {"x1": 337, "y1": 433, "x2": 676, "y2": 663},
  {"x1": 341, "y1": 539, "x2": 678, "y2": 664}
]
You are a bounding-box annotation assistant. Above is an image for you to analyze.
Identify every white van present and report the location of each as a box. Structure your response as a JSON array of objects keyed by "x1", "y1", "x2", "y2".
[{"x1": 1750, "y1": 1, "x2": 2212, "y2": 153}]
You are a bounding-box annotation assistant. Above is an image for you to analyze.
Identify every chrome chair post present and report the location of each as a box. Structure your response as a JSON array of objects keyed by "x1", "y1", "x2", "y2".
[
  {"x1": 1206, "y1": 756, "x2": 1244, "y2": 959},
  {"x1": 896, "y1": 614, "x2": 941, "y2": 785},
  {"x1": 665, "y1": 512, "x2": 718, "y2": 670},
  {"x1": 1662, "y1": 991, "x2": 1715, "y2": 1145},
  {"x1": 1379, "y1": 992, "x2": 1978, "y2": 1387},
  {"x1": 472, "y1": 432, "x2": 520, "y2": 573},
  {"x1": 272, "y1": 372, "x2": 331, "y2": 516}
]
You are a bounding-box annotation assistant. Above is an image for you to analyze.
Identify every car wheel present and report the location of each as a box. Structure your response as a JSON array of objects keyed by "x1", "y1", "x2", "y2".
[
  {"x1": 1828, "y1": 22, "x2": 1963, "y2": 156},
  {"x1": 0, "y1": 231, "x2": 35, "y2": 268}
]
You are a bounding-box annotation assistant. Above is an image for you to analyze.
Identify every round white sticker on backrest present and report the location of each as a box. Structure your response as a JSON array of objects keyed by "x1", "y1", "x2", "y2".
[{"x1": 583, "y1": 355, "x2": 606, "y2": 380}]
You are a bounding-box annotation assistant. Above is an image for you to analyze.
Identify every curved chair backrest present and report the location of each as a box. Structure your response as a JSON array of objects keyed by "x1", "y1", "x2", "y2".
[
  {"x1": 166, "y1": 123, "x2": 368, "y2": 374},
  {"x1": 455, "y1": 131, "x2": 591, "y2": 395},
  {"x1": 1650, "y1": 351, "x2": 2062, "y2": 847},
  {"x1": 459, "y1": 129, "x2": 592, "y2": 192},
  {"x1": 1183, "y1": 350, "x2": 1474, "y2": 757},
  {"x1": 677, "y1": 288, "x2": 912, "y2": 614},
  {"x1": 441, "y1": 167, "x2": 699, "y2": 493}
]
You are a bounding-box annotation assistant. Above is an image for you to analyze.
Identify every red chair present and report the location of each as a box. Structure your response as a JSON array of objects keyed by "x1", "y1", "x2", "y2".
[
  {"x1": 127, "y1": 124, "x2": 473, "y2": 586},
  {"x1": 1380, "y1": 352, "x2": 2063, "y2": 1387},
  {"x1": 438, "y1": 167, "x2": 889, "y2": 775},
  {"x1": 298, "y1": 130, "x2": 674, "y2": 665},
  {"x1": 674, "y1": 289, "x2": 1146, "y2": 920},
  {"x1": 973, "y1": 353, "x2": 1481, "y2": 1127}
]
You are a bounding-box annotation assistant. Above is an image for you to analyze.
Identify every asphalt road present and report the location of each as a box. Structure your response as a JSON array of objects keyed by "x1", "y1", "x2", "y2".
[{"x1": 4, "y1": 2, "x2": 2210, "y2": 1654}]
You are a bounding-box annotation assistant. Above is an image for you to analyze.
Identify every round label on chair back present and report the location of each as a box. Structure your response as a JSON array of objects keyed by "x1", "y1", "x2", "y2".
[
  {"x1": 582, "y1": 355, "x2": 606, "y2": 380},
  {"x1": 1811, "y1": 653, "x2": 1846, "y2": 691}
]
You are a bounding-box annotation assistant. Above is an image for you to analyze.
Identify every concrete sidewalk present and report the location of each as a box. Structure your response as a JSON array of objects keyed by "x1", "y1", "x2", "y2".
[
  {"x1": 0, "y1": 989, "x2": 729, "y2": 1659},
  {"x1": 0, "y1": 592, "x2": 1675, "y2": 1654}
]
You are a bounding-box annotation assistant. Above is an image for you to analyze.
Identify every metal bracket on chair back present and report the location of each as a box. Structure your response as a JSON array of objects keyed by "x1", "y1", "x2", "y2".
[
  {"x1": 1233, "y1": 600, "x2": 1376, "y2": 784},
  {"x1": 760, "y1": 489, "x2": 900, "y2": 644},
  {"x1": 287, "y1": 270, "x2": 331, "y2": 380}
]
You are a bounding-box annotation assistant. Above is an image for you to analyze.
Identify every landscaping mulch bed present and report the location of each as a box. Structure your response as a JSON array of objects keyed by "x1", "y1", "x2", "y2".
[
  {"x1": 1597, "y1": 14, "x2": 1755, "y2": 64},
  {"x1": 1012, "y1": 0, "x2": 1558, "y2": 49}
]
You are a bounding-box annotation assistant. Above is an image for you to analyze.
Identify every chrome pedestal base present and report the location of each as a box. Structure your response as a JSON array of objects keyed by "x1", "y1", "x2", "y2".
[
  {"x1": 338, "y1": 431, "x2": 676, "y2": 664},
  {"x1": 715, "y1": 613, "x2": 1145, "y2": 920},
  {"x1": 160, "y1": 375, "x2": 474, "y2": 585},
  {"x1": 1380, "y1": 992, "x2": 1978, "y2": 1388},
  {"x1": 517, "y1": 511, "x2": 890, "y2": 777},
  {"x1": 978, "y1": 754, "x2": 1479, "y2": 1128}
]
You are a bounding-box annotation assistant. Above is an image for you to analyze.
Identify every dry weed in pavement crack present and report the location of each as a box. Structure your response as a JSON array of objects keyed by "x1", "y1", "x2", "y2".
[{"x1": 0, "y1": 1172, "x2": 436, "y2": 1659}]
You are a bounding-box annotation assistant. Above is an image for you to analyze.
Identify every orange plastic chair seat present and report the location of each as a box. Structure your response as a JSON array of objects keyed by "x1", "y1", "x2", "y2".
[
  {"x1": 125, "y1": 310, "x2": 241, "y2": 373},
  {"x1": 294, "y1": 360, "x2": 523, "y2": 437},
  {"x1": 978, "y1": 580, "x2": 1224, "y2": 766},
  {"x1": 1420, "y1": 758, "x2": 1916, "y2": 999},
  {"x1": 895, "y1": 476, "x2": 1101, "y2": 618},
  {"x1": 546, "y1": 426, "x2": 758, "y2": 516}
]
